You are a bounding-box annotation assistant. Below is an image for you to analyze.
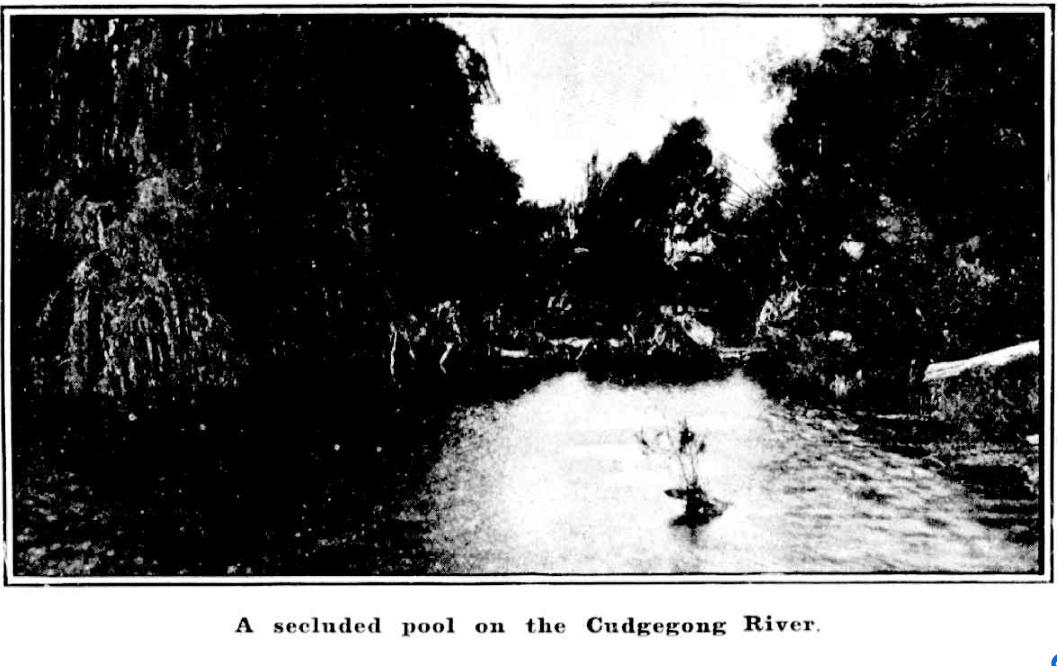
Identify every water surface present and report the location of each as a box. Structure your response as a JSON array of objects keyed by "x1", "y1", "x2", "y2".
[{"x1": 409, "y1": 371, "x2": 1035, "y2": 573}]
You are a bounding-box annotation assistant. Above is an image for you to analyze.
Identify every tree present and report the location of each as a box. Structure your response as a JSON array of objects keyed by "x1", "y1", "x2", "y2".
[
  {"x1": 12, "y1": 16, "x2": 527, "y2": 409},
  {"x1": 12, "y1": 18, "x2": 241, "y2": 406},
  {"x1": 756, "y1": 16, "x2": 1043, "y2": 389},
  {"x1": 572, "y1": 118, "x2": 731, "y2": 331}
]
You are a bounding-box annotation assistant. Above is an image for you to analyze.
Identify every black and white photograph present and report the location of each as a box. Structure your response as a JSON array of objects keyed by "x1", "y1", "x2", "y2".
[{"x1": 3, "y1": 4, "x2": 1050, "y2": 580}]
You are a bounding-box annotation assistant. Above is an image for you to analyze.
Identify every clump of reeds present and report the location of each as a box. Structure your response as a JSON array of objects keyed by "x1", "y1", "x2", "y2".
[{"x1": 636, "y1": 418, "x2": 727, "y2": 525}]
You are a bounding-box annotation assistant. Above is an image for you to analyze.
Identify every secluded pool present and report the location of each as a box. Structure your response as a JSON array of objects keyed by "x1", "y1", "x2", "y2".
[{"x1": 399, "y1": 371, "x2": 1036, "y2": 573}]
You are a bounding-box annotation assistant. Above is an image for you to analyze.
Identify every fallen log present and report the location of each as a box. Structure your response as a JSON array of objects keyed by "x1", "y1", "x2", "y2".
[
  {"x1": 496, "y1": 348, "x2": 531, "y2": 359},
  {"x1": 923, "y1": 340, "x2": 1039, "y2": 383}
]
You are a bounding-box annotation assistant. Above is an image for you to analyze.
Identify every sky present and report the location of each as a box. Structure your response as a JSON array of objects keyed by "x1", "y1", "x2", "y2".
[{"x1": 444, "y1": 18, "x2": 837, "y2": 206}]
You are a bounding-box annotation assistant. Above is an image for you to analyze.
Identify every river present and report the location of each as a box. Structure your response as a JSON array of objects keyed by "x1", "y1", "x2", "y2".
[{"x1": 393, "y1": 371, "x2": 1037, "y2": 574}]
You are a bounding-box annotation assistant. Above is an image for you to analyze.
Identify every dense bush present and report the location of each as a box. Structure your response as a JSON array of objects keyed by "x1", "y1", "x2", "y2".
[
  {"x1": 928, "y1": 356, "x2": 1041, "y2": 444},
  {"x1": 742, "y1": 16, "x2": 1042, "y2": 420},
  {"x1": 750, "y1": 328, "x2": 864, "y2": 402}
]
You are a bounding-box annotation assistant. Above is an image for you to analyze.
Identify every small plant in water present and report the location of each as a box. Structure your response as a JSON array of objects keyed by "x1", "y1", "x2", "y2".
[{"x1": 636, "y1": 418, "x2": 727, "y2": 526}]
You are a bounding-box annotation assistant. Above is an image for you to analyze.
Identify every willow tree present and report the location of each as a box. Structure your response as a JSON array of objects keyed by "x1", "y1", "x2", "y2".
[
  {"x1": 13, "y1": 18, "x2": 241, "y2": 407},
  {"x1": 12, "y1": 16, "x2": 524, "y2": 410}
]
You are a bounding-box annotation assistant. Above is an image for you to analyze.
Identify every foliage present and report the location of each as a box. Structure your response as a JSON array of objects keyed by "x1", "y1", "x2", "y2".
[
  {"x1": 570, "y1": 119, "x2": 731, "y2": 332},
  {"x1": 747, "y1": 16, "x2": 1043, "y2": 405},
  {"x1": 928, "y1": 355, "x2": 1041, "y2": 444},
  {"x1": 17, "y1": 173, "x2": 240, "y2": 405},
  {"x1": 752, "y1": 325, "x2": 865, "y2": 403},
  {"x1": 12, "y1": 16, "x2": 529, "y2": 407}
]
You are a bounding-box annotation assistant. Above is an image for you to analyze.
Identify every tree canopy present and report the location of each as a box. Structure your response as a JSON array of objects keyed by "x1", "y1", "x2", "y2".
[
  {"x1": 571, "y1": 118, "x2": 731, "y2": 330},
  {"x1": 12, "y1": 16, "x2": 526, "y2": 405},
  {"x1": 749, "y1": 16, "x2": 1043, "y2": 390}
]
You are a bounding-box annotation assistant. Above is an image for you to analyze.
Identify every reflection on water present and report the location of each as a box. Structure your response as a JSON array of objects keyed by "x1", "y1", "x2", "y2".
[{"x1": 411, "y1": 371, "x2": 1036, "y2": 573}]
